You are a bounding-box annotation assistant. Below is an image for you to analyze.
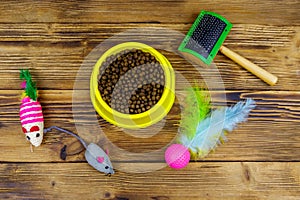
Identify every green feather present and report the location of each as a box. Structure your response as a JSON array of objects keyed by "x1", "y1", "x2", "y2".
[
  {"x1": 179, "y1": 87, "x2": 211, "y2": 140},
  {"x1": 20, "y1": 69, "x2": 37, "y2": 101}
]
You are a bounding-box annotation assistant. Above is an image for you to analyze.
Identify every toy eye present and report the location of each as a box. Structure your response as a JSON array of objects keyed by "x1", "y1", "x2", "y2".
[
  {"x1": 30, "y1": 126, "x2": 40, "y2": 132},
  {"x1": 36, "y1": 133, "x2": 40, "y2": 137},
  {"x1": 22, "y1": 127, "x2": 27, "y2": 133},
  {"x1": 26, "y1": 136, "x2": 31, "y2": 141},
  {"x1": 105, "y1": 166, "x2": 109, "y2": 169}
]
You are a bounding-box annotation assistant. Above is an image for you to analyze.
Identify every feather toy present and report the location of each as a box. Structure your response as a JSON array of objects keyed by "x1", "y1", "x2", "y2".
[
  {"x1": 165, "y1": 88, "x2": 256, "y2": 169},
  {"x1": 179, "y1": 87, "x2": 210, "y2": 140},
  {"x1": 19, "y1": 69, "x2": 44, "y2": 148},
  {"x1": 179, "y1": 98, "x2": 256, "y2": 159}
]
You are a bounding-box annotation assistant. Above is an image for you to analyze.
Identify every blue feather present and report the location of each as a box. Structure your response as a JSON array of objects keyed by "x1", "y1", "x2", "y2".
[{"x1": 179, "y1": 98, "x2": 256, "y2": 159}]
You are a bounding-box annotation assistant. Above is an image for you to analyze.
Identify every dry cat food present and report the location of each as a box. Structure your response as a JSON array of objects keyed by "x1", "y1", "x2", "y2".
[{"x1": 98, "y1": 49, "x2": 165, "y2": 114}]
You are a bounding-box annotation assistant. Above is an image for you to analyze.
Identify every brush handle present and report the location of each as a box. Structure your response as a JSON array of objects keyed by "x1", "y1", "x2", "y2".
[{"x1": 220, "y1": 46, "x2": 278, "y2": 86}]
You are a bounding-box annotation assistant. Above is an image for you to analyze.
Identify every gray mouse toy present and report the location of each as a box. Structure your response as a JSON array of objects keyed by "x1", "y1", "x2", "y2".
[{"x1": 44, "y1": 126, "x2": 115, "y2": 176}]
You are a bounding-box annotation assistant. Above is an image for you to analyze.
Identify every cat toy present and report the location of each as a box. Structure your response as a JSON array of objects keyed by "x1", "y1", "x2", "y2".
[
  {"x1": 164, "y1": 88, "x2": 256, "y2": 169},
  {"x1": 178, "y1": 10, "x2": 278, "y2": 86},
  {"x1": 19, "y1": 69, "x2": 114, "y2": 175},
  {"x1": 44, "y1": 126, "x2": 115, "y2": 176},
  {"x1": 20, "y1": 69, "x2": 44, "y2": 149}
]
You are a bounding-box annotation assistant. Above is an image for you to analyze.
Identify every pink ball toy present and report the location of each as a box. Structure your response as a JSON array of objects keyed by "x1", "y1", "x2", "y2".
[{"x1": 165, "y1": 144, "x2": 190, "y2": 169}]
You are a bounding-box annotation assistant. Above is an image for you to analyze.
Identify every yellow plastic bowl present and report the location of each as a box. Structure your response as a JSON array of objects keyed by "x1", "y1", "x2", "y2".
[{"x1": 90, "y1": 42, "x2": 175, "y2": 129}]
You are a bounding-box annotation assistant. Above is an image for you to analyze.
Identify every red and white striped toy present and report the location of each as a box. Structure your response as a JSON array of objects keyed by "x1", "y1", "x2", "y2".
[{"x1": 19, "y1": 69, "x2": 44, "y2": 147}]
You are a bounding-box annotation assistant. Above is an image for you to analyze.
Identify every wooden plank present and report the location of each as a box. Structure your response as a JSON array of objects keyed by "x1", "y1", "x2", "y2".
[
  {"x1": 0, "y1": 0, "x2": 299, "y2": 25},
  {"x1": 2, "y1": 90, "x2": 299, "y2": 122},
  {"x1": 1, "y1": 90, "x2": 299, "y2": 162},
  {"x1": 1, "y1": 120, "x2": 299, "y2": 163},
  {"x1": 0, "y1": 162, "x2": 299, "y2": 199},
  {"x1": 0, "y1": 23, "x2": 298, "y2": 90}
]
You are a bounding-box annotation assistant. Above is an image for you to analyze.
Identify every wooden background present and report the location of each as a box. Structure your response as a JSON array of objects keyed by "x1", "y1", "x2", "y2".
[{"x1": 0, "y1": 0, "x2": 299, "y2": 199}]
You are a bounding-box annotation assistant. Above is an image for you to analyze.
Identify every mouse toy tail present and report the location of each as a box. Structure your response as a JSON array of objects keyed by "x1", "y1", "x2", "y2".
[{"x1": 44, "y1": 126, "x2": 88, "y2": 149}]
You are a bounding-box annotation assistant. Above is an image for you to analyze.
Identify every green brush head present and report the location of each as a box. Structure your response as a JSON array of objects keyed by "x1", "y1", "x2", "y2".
[{"x1": 178, "y1": 11, "x2": 232, "y2": 65}]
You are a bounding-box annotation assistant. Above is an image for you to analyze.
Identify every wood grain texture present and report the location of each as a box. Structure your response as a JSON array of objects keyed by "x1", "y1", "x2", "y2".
[
  {"x1": 0, "y1": 162, "x2": 300, "y2": 200},
  {"x1": 0, "y1": 0, "x2": 299, "y2": 25},
  {"x1": 0, "y1": 0, "x2": 299, "y2": 199},
  {"x1": 0, "y1": 90, "x2": 299, "y2": 162},
  {"x1": 0, "y1": 24, "x2": 299, "y2": 90},
  {"x1": 1, "y1": 120, "x2": 300, "y2": 163}
]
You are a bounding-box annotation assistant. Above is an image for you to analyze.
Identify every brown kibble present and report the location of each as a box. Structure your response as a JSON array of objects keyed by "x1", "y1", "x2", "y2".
[{"x1": 99, "y1": 48, "x2": 165, "y2": 114}]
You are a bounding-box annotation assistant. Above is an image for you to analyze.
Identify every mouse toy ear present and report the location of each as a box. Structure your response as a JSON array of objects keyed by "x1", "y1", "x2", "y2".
[
  {"x1": 85, "y1": 143, "x2": 114, "y2": 175},
  {"x1": 96, "y1": 156, "x2": 104, "y2": 163}
]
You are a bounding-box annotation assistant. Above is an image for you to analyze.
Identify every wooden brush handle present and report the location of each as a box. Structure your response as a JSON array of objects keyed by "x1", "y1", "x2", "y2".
[{"x1": 220, "y1": 45, "x2": 278, "y2": 86}]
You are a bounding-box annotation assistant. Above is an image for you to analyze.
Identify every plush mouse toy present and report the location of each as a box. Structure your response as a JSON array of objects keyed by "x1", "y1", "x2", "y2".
[{"x1": 44, "y1": 126, "x2": 115, "y2": 176}]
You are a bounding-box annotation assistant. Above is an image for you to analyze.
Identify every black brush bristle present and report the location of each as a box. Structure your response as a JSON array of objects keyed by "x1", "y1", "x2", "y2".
[
  {"x1": 178, "y1": 11, "x2": 232, "y2": 65},
  {"x1": 185, "y1": 14, "x2": 227, "y2": 58}
]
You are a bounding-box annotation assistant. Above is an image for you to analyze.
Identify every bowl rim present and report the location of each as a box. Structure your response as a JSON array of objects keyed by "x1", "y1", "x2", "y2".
[{"x1": 90, "y1": 42, "x2": 175, "y2": 127}]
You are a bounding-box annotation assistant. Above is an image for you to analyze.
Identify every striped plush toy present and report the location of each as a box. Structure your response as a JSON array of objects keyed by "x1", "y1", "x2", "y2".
[{"x1": 20, "y1": 69, "x2": 44, "y2": 148}]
